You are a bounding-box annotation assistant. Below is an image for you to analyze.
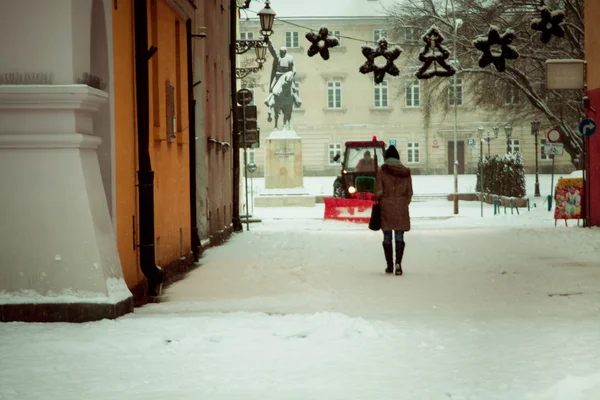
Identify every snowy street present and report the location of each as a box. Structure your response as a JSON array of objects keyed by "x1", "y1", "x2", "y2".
[{"x1": 2, "y1": 192, "x2": 600, "y2": 400}]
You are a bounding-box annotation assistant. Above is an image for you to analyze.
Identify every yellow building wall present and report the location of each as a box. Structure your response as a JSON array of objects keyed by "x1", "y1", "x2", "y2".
[
  {"x1": 113, "y1": 0, "x2": 140, "y2": 288},
  {"x1": 587, "y1": 0, "x2": 600, "y2": 91},
  {"x1": 113, "y1": 0, "x2": 191, "y2": 289}
]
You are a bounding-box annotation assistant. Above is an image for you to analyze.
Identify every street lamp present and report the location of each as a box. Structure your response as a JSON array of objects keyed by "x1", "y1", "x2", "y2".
[
  {"x1": 258, "y1": 0, "x2": 276, "y2": 40},
  {"x1": 236, "y1": 1, "x2": 276, "y2": 54},
  {"x1": 504, "y1": 124, "x2": 513, "y2": 154},
  {"x1": 452, "y1": 17, "x2": 463, "y2": 215},
  {"x1": 531, "y1": 119, "x2": 541, "y2": 197}
]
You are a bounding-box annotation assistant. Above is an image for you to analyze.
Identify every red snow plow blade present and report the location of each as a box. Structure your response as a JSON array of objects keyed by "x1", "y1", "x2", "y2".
[{"x1": 323, "y1": 197, "x2": 375, "y2": 223}]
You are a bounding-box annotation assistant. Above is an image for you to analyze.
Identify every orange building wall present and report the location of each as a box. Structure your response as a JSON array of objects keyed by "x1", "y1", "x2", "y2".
[
  {"x1": 113, "y1": 0, "x2": 191, "y2": 289},
  {"x1": 113, "y1": 0, "x2": 140, "y2": 287},
  {"x1": 148, "y1": 0, "x2": 191, "y2": 267}
]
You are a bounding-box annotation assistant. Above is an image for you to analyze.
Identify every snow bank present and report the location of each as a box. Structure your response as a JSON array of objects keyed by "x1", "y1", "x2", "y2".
[
  {"x1": 0, "y1": 277, "x2": 132, "y2": 305},
  {"x1": 527, "y1": 372, "x2": 600, "y2": 400}
]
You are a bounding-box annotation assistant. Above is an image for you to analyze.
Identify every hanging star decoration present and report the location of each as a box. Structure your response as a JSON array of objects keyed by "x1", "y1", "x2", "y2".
[
  {"x1": 415, "y1": 26, "x2": 456, "y2": 80},
  {"x1": 305, "y1": 27, "x2": 340, "y2": 60},
  {"x1": 359, "y1": 38, "x2": 402, "y2": 84},
  {"x1": 531, "y1": 1, "x2": 566, "y2": 44},
  {"x1": 473, "y1": 25, "x2": 519, "y2": 72}
]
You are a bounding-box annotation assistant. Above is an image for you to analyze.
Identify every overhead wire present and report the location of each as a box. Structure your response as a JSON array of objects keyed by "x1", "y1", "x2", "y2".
[{"x1": 239, "y1": 6, "x2": 412, "y2": 48}]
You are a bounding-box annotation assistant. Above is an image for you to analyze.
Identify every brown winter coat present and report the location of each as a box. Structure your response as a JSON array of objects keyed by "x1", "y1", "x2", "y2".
[{"x1": 374, "y1": 159, "x2": 413, "y2": 231}]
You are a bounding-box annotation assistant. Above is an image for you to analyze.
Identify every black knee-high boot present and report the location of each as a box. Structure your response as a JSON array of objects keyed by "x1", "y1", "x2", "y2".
[
  {"x1": 383, "y1": 242, "x2": 393, "y2": 274},
  {"x1": 395, "y1": 241, "x2": 405, "y2": 276}
]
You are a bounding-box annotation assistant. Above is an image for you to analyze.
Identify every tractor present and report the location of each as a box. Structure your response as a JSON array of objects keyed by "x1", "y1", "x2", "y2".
[{"x1": 324, "y1": 136, "x2": 386, "y2": 223}]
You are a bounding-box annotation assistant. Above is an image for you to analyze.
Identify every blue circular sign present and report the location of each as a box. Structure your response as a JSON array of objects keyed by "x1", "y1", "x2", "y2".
[{"x1": 578, "y1": 118, "x2": 597, "y2": 137}]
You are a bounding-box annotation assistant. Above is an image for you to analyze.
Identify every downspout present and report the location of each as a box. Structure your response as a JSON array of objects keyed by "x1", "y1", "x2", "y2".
[
  {"x1": 230, "y1": 0, "x2": 242, "y2": 232},
  {"x1": 133, "y1": 0, "x2": 163, "y2": 296},
  {"x1": 186, "y1": 19, "x2": 201, "y2": 261}
]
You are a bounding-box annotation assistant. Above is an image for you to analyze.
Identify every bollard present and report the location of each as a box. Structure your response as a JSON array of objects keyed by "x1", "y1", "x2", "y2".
[
  {"x1": 527, "y1": 198, "x2": 530, "y2": 211},
  {"x1": 547, "y1": 194, "x2": 552, "y2": 212}
]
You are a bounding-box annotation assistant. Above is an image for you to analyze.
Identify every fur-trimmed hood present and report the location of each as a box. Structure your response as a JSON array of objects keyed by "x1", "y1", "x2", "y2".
[{"x1": 381, "y1": 159, "x2": 411, "y2": 178}]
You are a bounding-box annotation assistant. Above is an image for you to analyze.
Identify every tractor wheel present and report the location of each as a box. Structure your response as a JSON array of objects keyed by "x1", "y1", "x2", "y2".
[{"x1": 333, "y1": 178, "x2": 346, "y2": 198}]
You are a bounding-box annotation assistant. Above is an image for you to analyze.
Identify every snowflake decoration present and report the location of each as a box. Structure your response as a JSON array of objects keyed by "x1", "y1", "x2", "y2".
[
  {"x1": 531, "y1": 1, "x2": 566, "y2": 44},
  {"x1": 359, "y1": 38, "x2": 403, "y2": 84},
  {"x1": 305, "y1": 27, "x2": 340, "y2": 60},
  {"x1": 473, "y1": 26, "x2": 519, "y2": 72},
  {"x1": 415, "y1": 26, "x2": 456, "y2": 80}
]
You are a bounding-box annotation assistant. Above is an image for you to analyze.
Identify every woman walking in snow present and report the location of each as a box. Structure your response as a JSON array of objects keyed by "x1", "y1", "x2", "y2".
[{"x1": 374, "y1": 145, "x2": 413, "y2": 275}]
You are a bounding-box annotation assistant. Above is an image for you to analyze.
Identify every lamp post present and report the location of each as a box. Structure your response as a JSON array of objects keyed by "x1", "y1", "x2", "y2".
[
  {"x1": 452, "y1": 18, "x2": 463, "y2": 215},
  {"x1": 531, "y1": 119, "x2": 541, "y2": 197},
  {"x1": 236, "y1": 42, "x2": 268, "y2": 78},
  {"x1": 231, "y1": 0, "x2": 276, "y2": 231},
  {"x1": 504, "y1": 124, "x2": 513, "y2": 154},
  {"x1": 491, "y1": 126, "x2": 499, "y2": 156},
  {"x1": 478, "y1": 125, "x2": 485, "y2": 217}
]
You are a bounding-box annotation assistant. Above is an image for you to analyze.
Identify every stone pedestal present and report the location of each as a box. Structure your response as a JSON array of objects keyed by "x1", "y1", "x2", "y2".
[
  {"x1": 265, "y1": 129, "x2": 304, "y2": 189},
  {"x1": 256, "y1": 129, "x2": 315, "y2": 207},
  {"x1": 0, "y1": 85, "x2": 133, "y2": 322}
]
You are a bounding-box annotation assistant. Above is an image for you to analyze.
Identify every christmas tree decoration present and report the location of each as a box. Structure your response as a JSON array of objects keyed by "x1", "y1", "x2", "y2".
[
  {"x1": 359, "y1": 38, "x2": 403, "y2": 84},
  {"x1": 415, "y1": 26, "x2": 456, "y2": 80},
  {"x1": 531, "y1": 1, "x2": 566, "y2": 44},
  {"x1": 305, "y1": 27, "x2": 340, "y2": 60},
  {"x1": 473, "y1": 26, "x2": 519, "y2": 72}
]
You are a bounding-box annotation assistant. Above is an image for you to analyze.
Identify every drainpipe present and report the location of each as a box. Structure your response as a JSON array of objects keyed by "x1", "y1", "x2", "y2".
[
  {"x1": 186, "y1": 19, "x2": 201, "y2": 261},
  {"x1": 230, "y1": 0, "x2": 242, "y2": 232},
  {"x1": 134, "y1": 0, "x2": 163, "y2": 295}
]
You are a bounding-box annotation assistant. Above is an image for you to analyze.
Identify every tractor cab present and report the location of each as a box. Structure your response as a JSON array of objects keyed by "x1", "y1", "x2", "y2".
[{"x1": 332, "y1": 137, "x2": 386, "y2": 200}]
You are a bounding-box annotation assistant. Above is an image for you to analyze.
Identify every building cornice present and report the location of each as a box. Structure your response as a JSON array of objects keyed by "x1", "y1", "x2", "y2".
[
  {"x1": 166, "y1": 0, "x2": 195, "y2": 20},
  {"x1": 0, "y1": 85, "x2": 108, "y2": 111}
]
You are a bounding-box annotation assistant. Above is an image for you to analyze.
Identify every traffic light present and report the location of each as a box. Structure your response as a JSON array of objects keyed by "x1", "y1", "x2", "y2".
[{"x1": 236, "y1": 105, "x2": 257, "y2": 133}]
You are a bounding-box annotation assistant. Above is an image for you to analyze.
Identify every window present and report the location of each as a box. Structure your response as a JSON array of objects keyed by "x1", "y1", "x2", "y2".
[
  {"x1": 286, "y1": 31, "x2": 299, "y2": 48},
  {"x1": 405, "y1": 80, "x2": 420, "y2": 107},
  {"x1": 373, "y1": 29, "x2": 387, "y2": 43},
  {"x1": 331, "y1": 30, "x2": 341, "y2": 44},
  {"x1": 404, "y1": 27, "x2": 418, "y2": 42},
  {"x1": 505, "y1": 85, "x2": 519, "y2": 105},
  {"x1": 540, "y1": 139, "x2": 551, "y2": 160},
  {"x1": 448, "y1": 77, "x2": 463, "y2": 106},
  {"x1": 327, "y1": 81, "x2": 342, "y2": 109},
  {"x1": 374, "y1": 80, "x2": 388, "y2": 108},
  {"x1": 329, "y1": 143, "x2": 342, "y2": 164},
  {"x1": 240, "y1": 32, "x2": 254, "y2": 40},
  {"x1": 407, "y1": 142, "x2": 420, "y2": 163},
  {"x1": 506, "y1": 139, "x2": 520, "y2": 154}
]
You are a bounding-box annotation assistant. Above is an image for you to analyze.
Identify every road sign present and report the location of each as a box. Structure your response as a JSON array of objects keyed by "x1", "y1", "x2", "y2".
[
  {"x1": 236, "y1": 88, "x2": 253, "y2": 106},
  {"x1": 543, "y1": 143, "x2": 564, "y2": 156},
  {"x1": 467, "y1": 138, "x2": 475, "y2": 147},
  {"x1": 247, "y1": 163, "x2": 257, "y2": 173},
  {"x1": 578, "y1": 118, "x2": 597, "y2": 137},
  {"x1": 389, "y1": 139, "x2": 397, "y2": 146},
  {"x1": 546, "y1": 128, "x2": 561, "y2": 143}
]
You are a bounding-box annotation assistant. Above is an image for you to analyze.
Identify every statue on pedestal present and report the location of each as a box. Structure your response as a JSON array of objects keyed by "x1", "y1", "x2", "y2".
[{"x1": 264, "y1": 41, "x2": 302, "y2": 130}]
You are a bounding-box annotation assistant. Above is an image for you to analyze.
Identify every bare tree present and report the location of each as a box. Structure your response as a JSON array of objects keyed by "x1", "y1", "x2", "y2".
[{"x1": 386, "y1": 0, "x2": 585, "y2": 168}]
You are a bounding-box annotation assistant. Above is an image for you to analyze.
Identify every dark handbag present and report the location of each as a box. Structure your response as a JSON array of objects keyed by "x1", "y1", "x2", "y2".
[{"x1": 368, "y1": 202, "x2": 381, "y2": 231}]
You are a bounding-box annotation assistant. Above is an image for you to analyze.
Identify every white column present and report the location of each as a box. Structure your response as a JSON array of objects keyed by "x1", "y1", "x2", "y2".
[
  {"x1": 0, "y1": 86, "x2": 131, "y2": 306},
  {"x1": 0, "y1": 0, "x2": 130, "y2": 312}
]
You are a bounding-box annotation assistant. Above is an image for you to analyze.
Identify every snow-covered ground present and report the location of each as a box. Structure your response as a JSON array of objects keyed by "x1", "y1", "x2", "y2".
[
  {"x1": 2, "y1": 174, "x2": 599, "y2": 400},
  {"x1": 246, "y1": 173, "x2": 574, "y2": 198}
]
